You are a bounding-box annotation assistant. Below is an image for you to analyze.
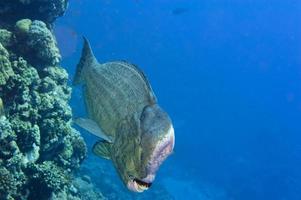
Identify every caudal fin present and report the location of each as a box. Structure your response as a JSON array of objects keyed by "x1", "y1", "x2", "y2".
[{"x1": 73, "y1": 37, "x2": 97, "y2": 85}]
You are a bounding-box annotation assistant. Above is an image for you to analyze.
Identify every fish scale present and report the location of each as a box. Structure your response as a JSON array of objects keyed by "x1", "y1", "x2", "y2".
[
  {"x1": 84, "y1": 59, "x2": 155, "y2": 139},
  {"x1": 102, "y1": 62, "x2": 148, "y2": 101},
  {"x1": 86, "y1": 68, "x2": 117, "y2": 135}
]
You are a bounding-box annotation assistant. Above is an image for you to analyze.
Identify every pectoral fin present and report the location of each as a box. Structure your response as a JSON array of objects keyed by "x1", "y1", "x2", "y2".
[
  {"x1": 74, "y1": 118, "x2": 113, "y2": 143},
  {"x1": 93, "y1": 141, "x2": 111, "y2": 160}
]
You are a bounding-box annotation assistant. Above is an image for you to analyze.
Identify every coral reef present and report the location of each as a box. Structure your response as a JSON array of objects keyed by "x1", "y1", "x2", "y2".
[
  {"x1": 25, "y1": 161, "x2": 69, "y2": 199},
  {"x1": 0, "y1": 1, "x2": 93, "y2": 199},
  {"x1": 0, "y1": 43, "x2": 14, "y2": 85}
]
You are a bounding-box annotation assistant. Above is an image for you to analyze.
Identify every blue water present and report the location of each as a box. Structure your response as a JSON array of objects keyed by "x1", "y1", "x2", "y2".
[{"x1": 55, "y1": 0, "x2": 301, "y2": 199}]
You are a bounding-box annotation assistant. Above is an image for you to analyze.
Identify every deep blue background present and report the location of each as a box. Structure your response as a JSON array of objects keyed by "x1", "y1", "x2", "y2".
[{"x1": 55, "y1": 0, "x2": 301, "y2": 199}]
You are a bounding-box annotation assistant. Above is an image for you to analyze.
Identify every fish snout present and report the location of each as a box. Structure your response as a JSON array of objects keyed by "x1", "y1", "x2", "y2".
[
  {"x1": 128, "y1": 125, "x2": 175, "y2": 193},
  {"x1": 147, "y1": 125, "x2": 175, "y2": 174},
  {"x1": 127, "y1": 115, "x2": 175, "y2": 193}
]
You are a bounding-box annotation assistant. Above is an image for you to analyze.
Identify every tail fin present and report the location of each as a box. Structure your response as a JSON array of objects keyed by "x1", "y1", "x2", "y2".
[{"x1": 73, "y1": 37, "x2": 97, "y2": 85}]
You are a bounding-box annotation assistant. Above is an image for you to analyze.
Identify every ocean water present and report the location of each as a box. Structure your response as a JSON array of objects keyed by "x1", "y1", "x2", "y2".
[{"x1": 55, "y1": 0, "x2": 301, "y2": 199}]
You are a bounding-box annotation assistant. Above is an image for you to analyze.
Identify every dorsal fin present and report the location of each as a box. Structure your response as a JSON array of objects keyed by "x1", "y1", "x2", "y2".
[{"x1": 73, "y1": 37, "x2": 98, "y2": 85}]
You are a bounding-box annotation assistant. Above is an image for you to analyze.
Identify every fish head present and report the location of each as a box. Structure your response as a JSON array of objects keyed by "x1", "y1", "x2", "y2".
[{"x1": 118, "y1": 104, "x2": 175, "y2": 192}]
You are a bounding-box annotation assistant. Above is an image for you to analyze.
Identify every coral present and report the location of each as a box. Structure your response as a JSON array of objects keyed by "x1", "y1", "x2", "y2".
[
  {"x1": 27, "y1": 20, "x2": 61, "y2": 65},
  {"x1": 54, "y1": 130, "x2": 87, "y2": 170},
  {"x1": 0, "y1": 115, "x2": 18, "y2": 162},
  {"x1": 50, "y1": 191, "x2": 81, "y2": 200},
  {"x1": 0, "y1": 43, "x2": 14, "y2": 86},
  {"x1": 0, "y1": 117, "x2": 27, "y2": 200},
  {"x1": 15, "y1": 19, "x2": 32, "y2": 37},
  {"x1": 0, "y1": 167, "x2": 18, "y2": 199},
  {"x1": 26, "y1": 161, "x2": 69, "y2": 199},
  {"x1": 14, "y1": 19, "x2": 61, "y2": 66},
  {"x1": 0, "y1": 0, "x2": 92, "y2": 199},
  {"x1": 0, "y1": 29, "x2": 13, "y2": 47}
]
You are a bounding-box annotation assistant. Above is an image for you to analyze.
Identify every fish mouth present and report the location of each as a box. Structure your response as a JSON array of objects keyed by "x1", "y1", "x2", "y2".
[
  {"x1": 127, "y1": 177, "x2": 152, "y2": 192},
  {"x1": 127, "y1": 125, "x2": 175, "y2": 193}
]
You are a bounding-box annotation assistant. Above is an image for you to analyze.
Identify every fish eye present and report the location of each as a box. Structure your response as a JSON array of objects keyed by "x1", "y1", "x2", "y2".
[{"x1": 135, "y1": 136, "x2": 141, "y2": 144}]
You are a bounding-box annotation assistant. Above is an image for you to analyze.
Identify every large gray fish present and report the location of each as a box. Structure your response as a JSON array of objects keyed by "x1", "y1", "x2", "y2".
[{"x1": 73, "y1": 38, "x2": 175, "y2": 192}]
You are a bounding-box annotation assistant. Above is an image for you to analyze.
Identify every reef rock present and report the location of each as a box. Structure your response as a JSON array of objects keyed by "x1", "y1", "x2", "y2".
[
  {"x1": 0, "y1": 0, "x2": 68, "y2": 28},
  {"x1": 0, "y1": 1, "x2": 93, "y2": 200}
]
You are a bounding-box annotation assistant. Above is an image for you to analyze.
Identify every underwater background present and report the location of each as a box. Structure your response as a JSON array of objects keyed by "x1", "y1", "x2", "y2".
[
  {"x1": 0, "y1": 0, "x2": 299, "y2": 199},
  {"x1": 54, "y1": 0, "x2": 301, "y2": 199}
]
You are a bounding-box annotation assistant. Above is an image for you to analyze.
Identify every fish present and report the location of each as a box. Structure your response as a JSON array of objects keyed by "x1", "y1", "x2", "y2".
[
  {"x1": 171, "y1": 7, "x2": 189, "y2": 16},
  {"x1": 73, "y1": 38, "x2": 175, "y2": 192},
  {"x1": 0, "y1": 98, "x2": 4, "y2": 117}
]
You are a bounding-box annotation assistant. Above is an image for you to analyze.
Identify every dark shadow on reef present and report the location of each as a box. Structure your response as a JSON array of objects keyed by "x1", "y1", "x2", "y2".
[
  {"x1": 0, "y1": 0, "x2": 67, "y2": 29},
  {"x1": 0, "y1": 1, "x2": 105, "y2": 199}
]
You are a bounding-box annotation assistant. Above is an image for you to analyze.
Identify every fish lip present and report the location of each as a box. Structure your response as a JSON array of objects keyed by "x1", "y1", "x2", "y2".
[
  {"x1": 147, "y1": 125, "x2": 175, "y2": 175},
  {"x1": 127, "y1": 178, "x2": 152, "y2": 192},
  {"x1": 141, "y1": 174, "x2": 155, "y2": 183},
  {"x1": 126, "y1": 125, "x2": 174, "y2": 193}
]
